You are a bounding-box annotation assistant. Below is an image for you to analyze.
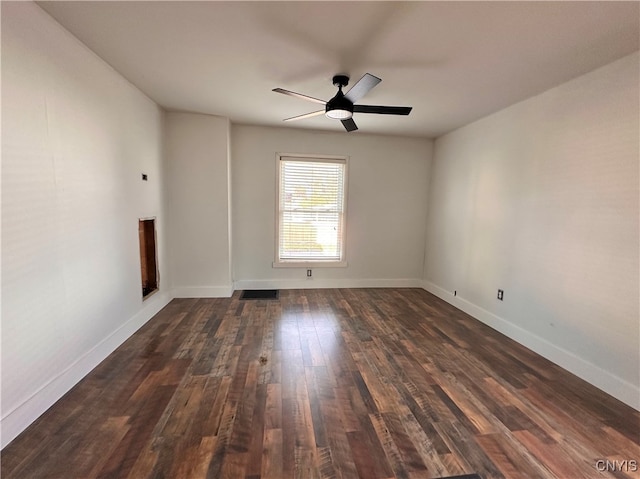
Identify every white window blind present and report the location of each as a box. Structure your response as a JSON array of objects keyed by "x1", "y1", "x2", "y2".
[{"x1": 277, "y1": 156, "x2": 347, "y2": 264}]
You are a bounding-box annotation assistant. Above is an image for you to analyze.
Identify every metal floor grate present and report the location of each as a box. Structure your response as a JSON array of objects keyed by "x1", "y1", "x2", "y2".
[{"x1": 239, "y1": 289, "x2": 279, "y2": 300}]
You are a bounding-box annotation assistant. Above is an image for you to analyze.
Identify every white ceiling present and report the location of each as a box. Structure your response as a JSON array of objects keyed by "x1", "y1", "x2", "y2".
[{"x1": 37, "y1": 1, "x2": 639, "y2": 138}]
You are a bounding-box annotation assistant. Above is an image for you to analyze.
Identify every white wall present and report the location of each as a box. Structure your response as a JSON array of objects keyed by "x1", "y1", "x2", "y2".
[
  {"x1": 1, "y1": 2, "x2": 171, "y2": 447},
  {"x1": 232, "y1": 125, "x2": 432, "y2": 289},
  {"x1": 164, "y1": 112, "x2": 233, "y2": 297},
  {"x1": 423, "y1": 52, "x2": 639, "y2": 408}
]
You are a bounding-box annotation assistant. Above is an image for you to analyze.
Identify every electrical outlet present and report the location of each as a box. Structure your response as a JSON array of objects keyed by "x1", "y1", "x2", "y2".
[
  {"x1": 306, "y1": 269, "x2": 312, "y2": 278},
  {"x1": 497, "y1": 289, "x2": 504, "y2": 301}
]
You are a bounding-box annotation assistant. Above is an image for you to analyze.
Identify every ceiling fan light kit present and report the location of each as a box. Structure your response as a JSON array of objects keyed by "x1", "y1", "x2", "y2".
[
  {"x1": 273, "y1": 73, "x2": 412, "y2": 132},
  {"x1": 325, "y1": 108, "x2": 353, "y2": 120}
]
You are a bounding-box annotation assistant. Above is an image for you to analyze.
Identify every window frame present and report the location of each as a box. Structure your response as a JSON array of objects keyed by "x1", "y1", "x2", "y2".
[{"x1": 273, "y1": 153, "x2": 349, "y2": 268}]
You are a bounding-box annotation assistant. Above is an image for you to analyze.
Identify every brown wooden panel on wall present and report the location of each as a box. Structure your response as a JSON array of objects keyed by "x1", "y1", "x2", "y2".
[{"x1": 139, "y1": 219, "x2": 158, "y2": 298}]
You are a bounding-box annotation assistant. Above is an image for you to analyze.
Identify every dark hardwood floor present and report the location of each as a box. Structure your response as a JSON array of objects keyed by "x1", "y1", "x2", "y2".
[{"x1": 2, "y1": 288, "x2": 639, "y2": 478}]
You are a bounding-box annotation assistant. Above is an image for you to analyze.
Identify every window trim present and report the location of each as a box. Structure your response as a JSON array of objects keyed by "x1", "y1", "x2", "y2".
[{"x1": 273, "y1": 152, "x2": 349, "y2": 268}]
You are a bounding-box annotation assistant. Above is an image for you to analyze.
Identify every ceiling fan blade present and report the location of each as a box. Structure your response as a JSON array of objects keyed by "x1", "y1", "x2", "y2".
[
  {"x1": 283, "y1": 110, "x2": 325, "y2": 122},
  {"x1": 344, "y1": 73, "x2": 381, "y2": 103},
  {"x1": 353, "y1": 105, "x2": 413, "y2": 115},
  {"x1": 272, "y1": 88, "x2": 326, "y2": 105},
  {"x1": 341, "y1": 118, "x2": 358, "y2": 132}
]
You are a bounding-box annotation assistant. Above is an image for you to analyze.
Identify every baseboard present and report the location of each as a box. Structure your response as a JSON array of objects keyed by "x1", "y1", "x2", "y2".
[
  {"x1": 172, "y1": 285, "x2": 234, "y2": 298},
  {"x1": 234, "y1": 278, "x2": 423, "y2": 291},
  {"x1": 0, "y1": 290, "x2": 173, "y2": 449},
  {"x1": 422, "y1": 280, "x2": 640, "y2": 410}
]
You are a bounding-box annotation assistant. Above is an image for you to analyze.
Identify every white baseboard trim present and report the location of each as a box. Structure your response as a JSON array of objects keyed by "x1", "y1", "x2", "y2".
[
  {"x1": 1, "y1": 290, "x2": 173, "y2": 449},
  {"x1": 422, "y1": 280, "x2": 640, "y2": 410},
  {"x1": 234, "y1": 278, "x2": 423, "y2": 291},
  {"x1": 172, "y1": 285, "x2": 234, "y2": 298}
]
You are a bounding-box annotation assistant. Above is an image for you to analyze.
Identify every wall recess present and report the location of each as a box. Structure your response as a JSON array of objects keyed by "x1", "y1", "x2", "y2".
[{"x1": 139, "y1": 218, "x2": 158, "y2": 299}]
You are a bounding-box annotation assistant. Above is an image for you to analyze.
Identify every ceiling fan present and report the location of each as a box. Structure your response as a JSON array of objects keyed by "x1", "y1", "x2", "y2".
[{"x1": 273, "y1": 73, "x2": 412, "y2": 132}]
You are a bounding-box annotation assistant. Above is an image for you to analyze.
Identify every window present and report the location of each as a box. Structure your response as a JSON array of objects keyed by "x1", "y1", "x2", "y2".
[{"x1": 275, "y1": 154, "x2": 348, "y2": 266}]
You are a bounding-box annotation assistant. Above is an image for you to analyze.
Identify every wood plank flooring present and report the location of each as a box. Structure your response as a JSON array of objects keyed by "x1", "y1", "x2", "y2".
[{"x1": 2, "y1": 288, "x2": 639, "y2": 478}]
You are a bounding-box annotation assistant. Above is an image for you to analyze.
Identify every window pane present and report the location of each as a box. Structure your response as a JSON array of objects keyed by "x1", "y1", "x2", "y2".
[{"x1": 278, "y1": 157, "x2": 346, "y2": 263}]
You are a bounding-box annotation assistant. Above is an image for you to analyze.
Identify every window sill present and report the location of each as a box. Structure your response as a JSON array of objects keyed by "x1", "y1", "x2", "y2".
[{"x1": 272, "y1": 261, "x2": 348, "y2": 268}]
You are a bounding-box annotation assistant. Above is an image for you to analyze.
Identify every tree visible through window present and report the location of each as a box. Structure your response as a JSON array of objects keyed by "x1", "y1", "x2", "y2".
[{"x1": 276, "y1": 155, "x2": 347, "y2": 265}]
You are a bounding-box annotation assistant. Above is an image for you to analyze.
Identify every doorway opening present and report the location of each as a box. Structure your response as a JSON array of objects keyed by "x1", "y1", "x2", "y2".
[{"x1": 139, "y1": 218, "x2": 158, "y2": 299}]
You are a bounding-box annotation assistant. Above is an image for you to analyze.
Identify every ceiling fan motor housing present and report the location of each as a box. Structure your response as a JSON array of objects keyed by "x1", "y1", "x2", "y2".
[
  {"x1": 326, "y1": 76, "x2": 353, "y2": 119},
  {"x1": 325, "y1": 92, "x2": 354, "y2": 119}
]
